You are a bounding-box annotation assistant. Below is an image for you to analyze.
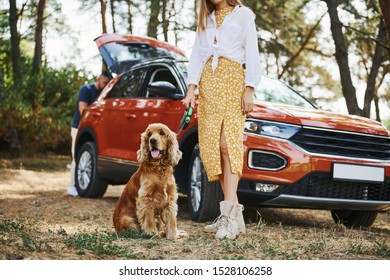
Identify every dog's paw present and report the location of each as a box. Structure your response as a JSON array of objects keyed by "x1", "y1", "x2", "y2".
[{"x1": 174, "y1": 229, "x2": 189, "y2": 239}]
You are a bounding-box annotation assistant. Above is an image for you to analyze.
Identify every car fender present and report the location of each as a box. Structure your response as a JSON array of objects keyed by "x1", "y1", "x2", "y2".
[{"x1": 75, "y1": 126, "x2": 98, "y2": 158}]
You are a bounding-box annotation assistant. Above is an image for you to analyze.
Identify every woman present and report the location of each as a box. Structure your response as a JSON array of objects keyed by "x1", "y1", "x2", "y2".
[{"x1": 182, "y1": 0, "x2": 261, "y2": 239}]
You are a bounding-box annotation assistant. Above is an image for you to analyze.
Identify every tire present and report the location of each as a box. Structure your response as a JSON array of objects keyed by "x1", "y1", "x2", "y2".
[
  {"x1": 75, "y1": 141, "x2": 108, "y2": 198},
  {"x1": 331, "y1": 210, "x2": 378, "y2": 228},
  {"x1": 187, "y1": 144, "x2": 223, "y2": 222}
]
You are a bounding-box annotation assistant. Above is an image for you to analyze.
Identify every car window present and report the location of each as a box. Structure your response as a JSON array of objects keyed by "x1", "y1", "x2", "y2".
[
  {"x1": 145, "y1": 67, "x2": 180, "y2": 97},
  {"x1": 255, "y1": 77, "x2": 315, "y2": 109},
  {"x1": 106, "y1": 68, "x2": 144, "y2": 98}
]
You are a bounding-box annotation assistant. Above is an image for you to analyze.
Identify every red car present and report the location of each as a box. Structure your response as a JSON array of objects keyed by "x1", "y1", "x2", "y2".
[{"x1": 75, "y1": 34, "x2": 390, "y2": 227}]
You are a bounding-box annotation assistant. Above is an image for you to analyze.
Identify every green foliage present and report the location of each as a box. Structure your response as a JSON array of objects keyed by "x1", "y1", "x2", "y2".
[
  {"x1": 0, "y1": 46, "x2": 92, "y2": 155},
  {"x1": 65, "y1": 230, "x2": 152, "y2": 258},
  {"x1": 0, "y1": 9, "x2": 9, "y2": 35}
]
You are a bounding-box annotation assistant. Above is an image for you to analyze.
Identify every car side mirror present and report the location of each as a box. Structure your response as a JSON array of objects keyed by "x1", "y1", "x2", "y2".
[{"x1": 147, "y1": 81, "x2": 183, "y2": 100}]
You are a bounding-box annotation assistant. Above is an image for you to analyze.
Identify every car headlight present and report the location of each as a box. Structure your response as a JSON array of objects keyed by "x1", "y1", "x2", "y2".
[{"x1": 244, "y1": 120, "x2": 301, "y2": 139}]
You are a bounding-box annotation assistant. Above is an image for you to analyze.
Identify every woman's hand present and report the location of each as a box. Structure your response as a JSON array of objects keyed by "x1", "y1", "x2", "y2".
[
  {"x1": 241, "y1": 86, "x2": 255, "y2": 114},
  {"x1": 182, "y1": 84, "x2": 197, "y2": 109}
]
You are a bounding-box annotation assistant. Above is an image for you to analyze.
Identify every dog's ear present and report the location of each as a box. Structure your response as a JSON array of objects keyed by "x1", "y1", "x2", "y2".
[
  {"x1": 137, "y1": 131, "x2": 149, "y2": 163},
  {"x1": 167, "y1": 130, "x2": 182, "y2": 166}
]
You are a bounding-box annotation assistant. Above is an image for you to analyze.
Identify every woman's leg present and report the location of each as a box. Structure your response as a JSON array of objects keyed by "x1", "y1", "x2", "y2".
[
  {"x1": 219, "y1": 126, "x2": 239, "y2": 202},
  {"x1": 219, "y1": 125, "x2": 246, "y2": 234},
  {"x1": 212, "y1": 126, "x2": 240, "y2": 239}
]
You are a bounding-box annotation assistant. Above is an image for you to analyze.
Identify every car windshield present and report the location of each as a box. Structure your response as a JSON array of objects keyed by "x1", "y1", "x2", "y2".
[
  {"x1": 255, "y1": 77, "x2": 315, "y2": 109},
  {"x1": 180, "y1": 61, "x2": 314, "y2": 109}
]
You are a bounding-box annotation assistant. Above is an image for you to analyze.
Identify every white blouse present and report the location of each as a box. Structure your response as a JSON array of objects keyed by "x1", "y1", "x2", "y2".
[{"x1": 187, "y1": 5, "x2": 262, "y2": 89}]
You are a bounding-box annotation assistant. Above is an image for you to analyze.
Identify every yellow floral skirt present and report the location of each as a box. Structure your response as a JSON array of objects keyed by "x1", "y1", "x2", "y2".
[{"x1": 198, "y1": 56, "x2": 246, "y2": 182}]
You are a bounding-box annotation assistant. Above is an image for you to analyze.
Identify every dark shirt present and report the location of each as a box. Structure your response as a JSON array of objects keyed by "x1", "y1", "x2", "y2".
[{"x1": 71, "y1": 84, "x2": 101, "y2": 128}]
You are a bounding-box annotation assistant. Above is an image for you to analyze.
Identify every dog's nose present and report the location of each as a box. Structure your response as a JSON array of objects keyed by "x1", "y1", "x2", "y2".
[{"x1": 150, "y1": 138, "x2": 157, "y2": 145}]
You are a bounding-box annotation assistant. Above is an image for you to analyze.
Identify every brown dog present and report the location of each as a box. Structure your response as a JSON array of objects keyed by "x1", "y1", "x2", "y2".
[{"x1": 113, "y1": 123, "x2": 183, "y2": 239}]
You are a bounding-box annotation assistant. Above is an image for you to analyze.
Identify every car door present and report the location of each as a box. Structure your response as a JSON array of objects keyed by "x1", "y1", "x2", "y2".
[
  {"x1": 138, "y1": 64, "x2": 186, "y2": 134},
  {"x1": 99, "y1": 67, "x2": 147, "y2": 162}
]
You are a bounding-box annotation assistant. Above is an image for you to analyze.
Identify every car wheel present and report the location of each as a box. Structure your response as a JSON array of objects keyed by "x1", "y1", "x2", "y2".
[
  {"x1": 187, "y1": 144, "x2": 223, "y2": 222},
  {"x1": 75, "y1": 141, "x2": 108, "y2": 198},
  {"x1": 331, "y1": 210, "x2": 378, "y2": 228}
]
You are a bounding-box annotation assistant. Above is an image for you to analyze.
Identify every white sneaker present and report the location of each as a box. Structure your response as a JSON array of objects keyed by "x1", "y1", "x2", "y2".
[{"x1": 67, "y1": 185, "x2": 78, "y2": 197}]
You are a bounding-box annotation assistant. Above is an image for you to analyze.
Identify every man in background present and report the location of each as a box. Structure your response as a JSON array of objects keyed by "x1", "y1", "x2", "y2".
[{"x1": 68, "y1": 71, "x2": 110, "y2": 196}]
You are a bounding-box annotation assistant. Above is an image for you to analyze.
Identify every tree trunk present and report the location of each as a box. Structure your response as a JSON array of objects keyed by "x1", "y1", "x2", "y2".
[
  {"x1": 169, "y1": 0, "x2": 176, "y2": 44},
  {"x1": 362, "y1": 19, "x2": 386, "y2": 117},
  {"x1": 110, "y1": 0, "x2": 116, "y2": 33},
  {"x1": 100, "y1": 0, "x2": 107, "y2": 33},
  {"x1": 9, "y1": 0, "x2": 22, "y2": 81},
  {"x1": 6, "y1": 1, "x2": 22, "y2": 156},
  {"x1": 379, "y1": 0, "x2": 390, "y2": 51},
  {"x1": 127, "y1": 0, "x2": 133, "y2": 34},
  {"x1": 32, "y1": 0, "x2": 46, "y2": 76},
  {"x1": 194, "y1": 0, "x2": 198, "y2": 29},
  {"x1": 324, "y1": 0, "x2": 361, "y2": 116},
  {"x1": 147, "y1": 0, "x2": 160, "y2": 38},
  {"x1": 374, "y1": 92, "x2": 381, "y2": 123},
  {"x1": 162, "y1": 0, "x2": 168, "y2": 41}
]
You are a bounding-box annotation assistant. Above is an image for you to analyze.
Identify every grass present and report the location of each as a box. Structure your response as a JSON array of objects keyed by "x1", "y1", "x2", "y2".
[
  {"x1": 373, "y1": 240, "x2": 390, "y2": 257},
  {"x1": 1, "y1": 216, "x2": 390, "y2": 260},
  {"x1": 0, "y1": 156, "x2": 389, "y2": 260},
  {"x1": 0, "y1": 219, "x2": 53, "y2": 254},
  {"x1": 65, "y1": 229, "x2": 154, "y2": 258},
  {"x1": 66, "y1": 233, "x2": 132, "y2": 257},
  {"x1": 21, "y1": 234, "x2": 53, "y2": 252}
]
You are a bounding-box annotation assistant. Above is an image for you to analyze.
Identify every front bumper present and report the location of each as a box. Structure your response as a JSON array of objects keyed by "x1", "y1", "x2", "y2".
[
  {"x1": 239, "y1": 134, "x2": 390, "y2": 211},
  {"x1": 237, "y1": 180, "x2": 390, "y2": 211}
]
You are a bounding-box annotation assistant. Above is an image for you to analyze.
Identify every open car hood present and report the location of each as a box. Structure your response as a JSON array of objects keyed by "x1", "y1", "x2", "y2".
[{"x1": 94, "y1": 34, "x2": 187, "y2": 75}]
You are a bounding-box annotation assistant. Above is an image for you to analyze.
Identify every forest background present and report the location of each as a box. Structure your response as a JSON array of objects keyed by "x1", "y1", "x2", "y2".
[{"x1": 0, "y1": 0, "x2": 389, "y2": 156}]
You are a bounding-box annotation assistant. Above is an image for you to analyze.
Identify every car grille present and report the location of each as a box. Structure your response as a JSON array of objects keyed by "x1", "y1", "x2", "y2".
[
  {"x1": 290, "y1": 127, "x2": 390, "y2": 160},
  {"x1": 249, "y1": 150, "x2": 287, "y2": 171},
  {"x1": 279, "y1": 172, "x2": 390, "y2": 201}
]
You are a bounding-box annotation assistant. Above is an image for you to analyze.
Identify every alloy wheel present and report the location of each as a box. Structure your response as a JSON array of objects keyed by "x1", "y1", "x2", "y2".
[
  {"x1": 190, "y1": 155, "x2": 202, "y2": 213},
  {"x1": 77, "y1": 151, "x2": 92, "y2": 191}
]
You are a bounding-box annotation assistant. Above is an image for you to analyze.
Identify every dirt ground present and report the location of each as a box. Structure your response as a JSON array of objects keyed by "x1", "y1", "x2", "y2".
[{"x1": 0, "y1": 156, "x2": 389, "y2": 260}]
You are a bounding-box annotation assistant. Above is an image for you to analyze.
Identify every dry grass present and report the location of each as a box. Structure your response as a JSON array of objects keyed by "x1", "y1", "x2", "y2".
[{"x1": 0, "y1": 155, "x2": 389, "y2": 260}]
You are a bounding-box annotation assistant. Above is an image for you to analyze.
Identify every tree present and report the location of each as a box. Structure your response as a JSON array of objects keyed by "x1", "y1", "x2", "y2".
[
  {"x1": 161, "y1": 0, "x2": 168, "y2": 41},
  {"x1": 32, "y1": 0, "x2": 46, "y2": 76},
  {"x1": 8, "y1": 0, "x2": 21, "y2": 81},
  {"x1": 362, "y1": 18, "x2": 386, "y2": 117},
  {"x1": 100, "y1": 0, "x2": 107, "y2": 33},
  {"x1": 193, "y1": 0, "x2": 198, "y2": 29},
  {"x1": 7, "y1": 0, "x2": 23, "y2": 156},
  {"x1": 324, "y1": 0, "x2": 387, "y2": 117},
  {"x1": 110, "y1": 0, "x2": 116, "y2": 33},
  {"x1": 379, "y1": 0, "x2": 390, "y2": 50},
  {"x1": 278, "y1": 12, "x2": 326, "y2": 79},
  {"x1": 147, "y1": 0, "x2": 160, "y2": 38},
  {"x1": 127, "y1": 0, "x2": 133, "y2": 33},
  {"x1": 245, "y1": 0, "x2": 338, "y2": 105},
  {"x1": 78, "y1": 0, "x2": 108, "y2": 33},
  {"x1": 324, "y1": 0, "x2": 361, "y2": 115}
]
